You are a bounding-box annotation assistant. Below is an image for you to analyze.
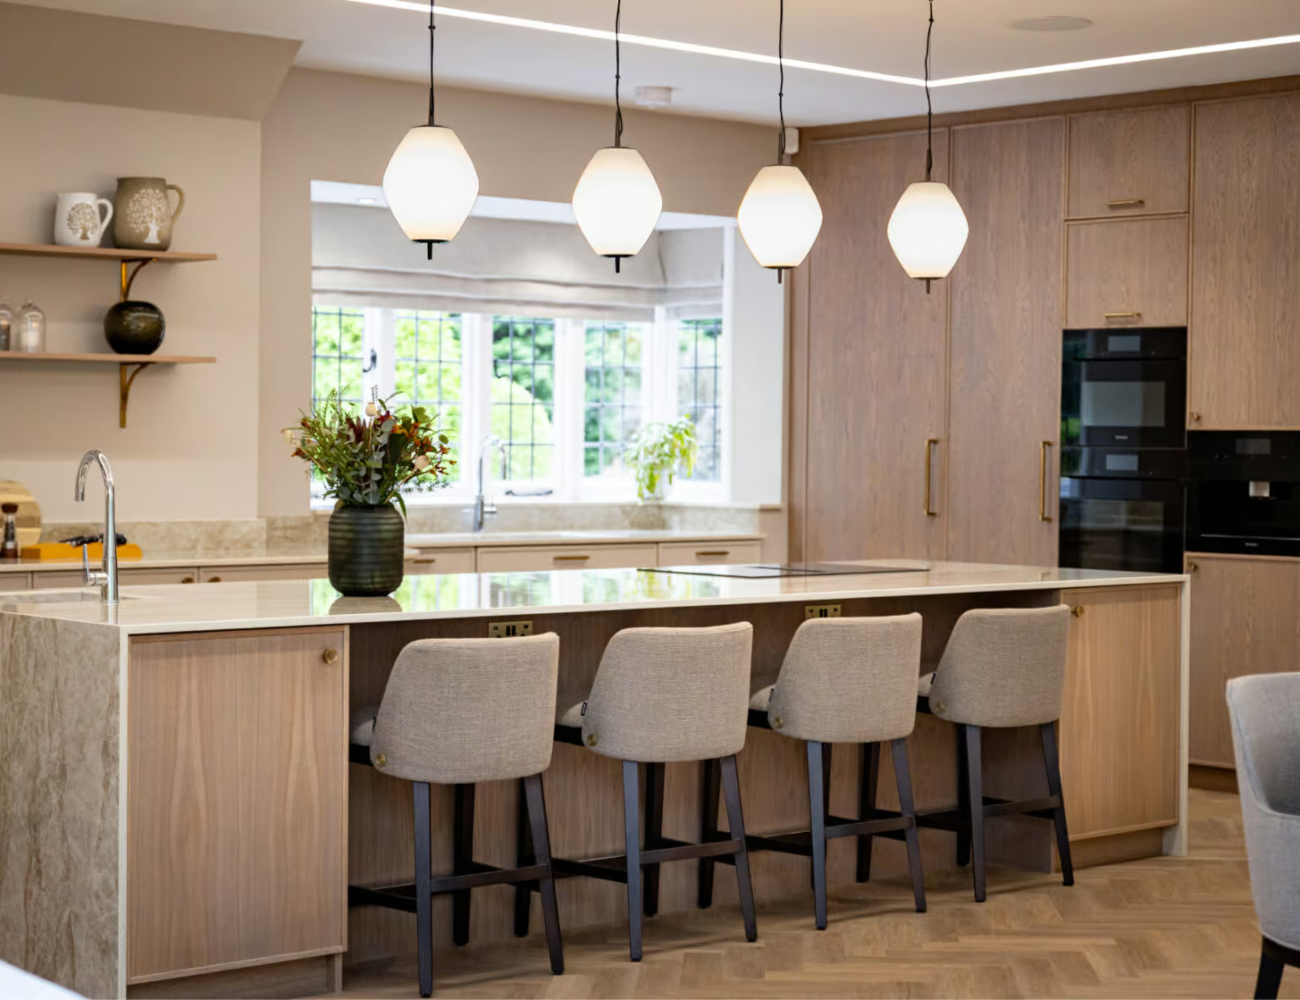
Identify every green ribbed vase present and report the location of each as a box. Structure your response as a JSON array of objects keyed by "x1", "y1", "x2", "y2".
[{"x1": 328, "y1": 504, "x2": 405, "y2": 597}]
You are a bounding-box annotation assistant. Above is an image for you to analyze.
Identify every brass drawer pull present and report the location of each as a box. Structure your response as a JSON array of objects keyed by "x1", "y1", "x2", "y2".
[
  {"x1": 696, "y1": 550, "x2": 730, "y2": 558},
  {"x1": 1104, "y1": 311, "x2": 1142, "y2": 321},
  {"x1": 1071, "y1": 605, "x2": 1085, "y2": 618},
  {"x1": 1187, "y1": 560, "x2": 1199, "y2": 573},
  {"x1": 322, "y1": 648, "x2": 340, "y2": 665},
  {"x1": 207, "y1": 576, "x2": 222, "y2": 583},
  {"x1": 181, "y1": 576, "x2": 195, "y2": 584},
  {"x1": 1189, "y1": 411, "x2": 1203, "y2": 423},
  {"x1": 1039, "y1": 441, "x2": 1054, "y2": 523},
  {"x1": 1106, "y1": 198, "x2": 1146, "y2": 208},
  {"x1": 411, "y1": 557, "x2": 438, "y2": 564},
  {"x1": 553, "y1": 555, "x2": 591, "y2": 562},
  {"x1": 924, "y1": 438, "x2": 939, "y2": 516}
]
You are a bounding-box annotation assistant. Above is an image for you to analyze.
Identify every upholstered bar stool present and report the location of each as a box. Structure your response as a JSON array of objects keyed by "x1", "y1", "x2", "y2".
[
  {"x1": 699, "y1": 614, "x2": 927, "y2": 929},
  {"x1": 548, "y1": 623, "x2": 758, "y2": 962},
  {"x1": 914, "y1": 604, "x2": 1074, "y2": 902},
  {"x1": 348, "y1": 634, "x2": 565, "y2": 998}
]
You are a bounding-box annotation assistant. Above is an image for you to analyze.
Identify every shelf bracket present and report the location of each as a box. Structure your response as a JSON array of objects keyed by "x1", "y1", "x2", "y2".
[
  {"x1": 119, "y1": 362, "x2": 153, "y2": 428},
  {"x1": 120, "y1": 258, "x2": 156, "y2": 302}
]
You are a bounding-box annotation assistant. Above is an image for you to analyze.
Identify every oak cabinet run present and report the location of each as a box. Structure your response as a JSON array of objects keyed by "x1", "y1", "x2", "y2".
[
  {"x1": 1191, "y1": 93, "x2": 1300, "y2": 430},
  {"x1": 1067, "y1": 105, "x2": 1190, "y2": 218},
  {"x1": 1187, "y1": 553, "x2": 1300, "y2": 768},
  {"x1": 127, "y1": 628, "x2": 348, "y2": 985},
  {"x1": 1065, "y1": 217, "x2": 1188, "y2": 329},
  {"x1": 1059, "y1": 585, "x2": 1181, "y2": 839}
]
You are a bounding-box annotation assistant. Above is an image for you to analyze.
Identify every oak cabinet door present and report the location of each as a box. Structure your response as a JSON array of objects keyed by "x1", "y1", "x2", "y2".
[
  {"x1": 475, "y1": 543, "x2": 658, "y2": 572},
  {"x1": 946, "y1": 117, "x2": 1065, "y2": 567},
  {"x1": 127, "y1": 628, "x2": 348, "y2": 984},
  {"x1": 794, "y1": 129, "x2": 950, "y2": 562},
  {"x1": 1191, "y1": 94, "x2": 1300, "y2": 429},
  {"x1": 1067, "y1": 105, "x2": 1190, "y2": 218},
  {"x1": 1059, "y1": 585, "x2": 1181, "y2": 839},
  {"x1": 657, "y1": 540, "x2": 763, "y2": 565},
  {"x1": 1187, "y1": 553, "x2": 1300, "y2": 768},
  {"x1": 1065, "y1": 217, "x2": 1188, "y2": 329}
]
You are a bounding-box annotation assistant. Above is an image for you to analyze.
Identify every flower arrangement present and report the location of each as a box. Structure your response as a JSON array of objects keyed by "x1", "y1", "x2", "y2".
[
  {"x1": 286, "y1": 390, "x2": 455, "y2": 513},
  {"x1": 624, "y1": 415, "x2": 698, "y2": 501}
]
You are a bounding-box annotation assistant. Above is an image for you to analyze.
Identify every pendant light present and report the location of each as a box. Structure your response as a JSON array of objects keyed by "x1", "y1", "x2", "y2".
[
  {"x1": 736, "y1": 0, "x2": 823, "y2": 281},
  {"x1": 572, "y1": 0, "x2": 663, "y2": 272},
  {"x1": 887, "y1": 0, "x2": 968, "y2": 292},
  {"x1": 383, "y1": 0, "x2": 479, "y2": 258}
]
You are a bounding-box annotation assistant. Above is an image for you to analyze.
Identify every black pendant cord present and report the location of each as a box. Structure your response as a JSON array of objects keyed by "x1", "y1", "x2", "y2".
[
  {"x1": 613, "y1": 0, "x2": 624, "y2": 148},
  {"x1": 776, "y1": 0, "x2": 787, "y2": 164},
  {"x1": 427, "y1": 0, "x2": 437, "y2": 126},
  {"x1": 924, "y1": 0, "x2": 934, "y2": 182}
]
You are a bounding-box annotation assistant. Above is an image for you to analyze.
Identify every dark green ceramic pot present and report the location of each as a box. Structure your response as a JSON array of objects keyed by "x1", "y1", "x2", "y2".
[
  {"x1": 104, "y1": 300, "x2": 165, "y2": 354},
  {"x1": 328, "y1": 503, "x2": 405, "y2": 597}
]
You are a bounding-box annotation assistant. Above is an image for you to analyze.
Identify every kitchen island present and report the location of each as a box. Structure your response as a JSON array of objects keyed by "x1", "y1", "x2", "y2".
[{"x1": 0, "y1": 561, "x2": 1188, "y2": 999}]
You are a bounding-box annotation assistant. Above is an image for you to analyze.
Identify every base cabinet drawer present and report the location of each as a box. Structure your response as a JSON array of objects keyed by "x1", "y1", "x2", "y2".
[
  {"x1": 199, "y1": 563, "x2": 328, "y2": 583},
  {"x1": 0, "y1": 572, "x2": 33, "y2": 591},
  {"x1": 476, "y1": 544, "x2": 658, "y2": 573},
  {"x1": 123, "y1": 567, "x2": 201, "y2": 585},
  {"x1": 657, "y1": 541, "x2": 763, "y2": 565},
  {"x1": 405, "y1": 547, "x2": 476, "y2": 575}
]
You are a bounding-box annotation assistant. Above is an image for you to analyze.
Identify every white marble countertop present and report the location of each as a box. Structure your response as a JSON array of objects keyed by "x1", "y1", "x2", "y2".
[
  {"x1": 0, "y1": 529, "x2": 763, "y2": 574},
  {"x1": 0, "y1": 561, "x2": 1187, "y2": 635}
]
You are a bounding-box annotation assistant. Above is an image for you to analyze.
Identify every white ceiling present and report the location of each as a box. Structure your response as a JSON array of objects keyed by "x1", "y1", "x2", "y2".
[{"x1": 12, "y1": 0, "x2": 1300, "y2": 125}]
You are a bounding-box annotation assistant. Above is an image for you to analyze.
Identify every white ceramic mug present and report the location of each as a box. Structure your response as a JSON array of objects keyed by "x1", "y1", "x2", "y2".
[{"x1": 54, "y1": 192, "x2": 113, "y2": 247}]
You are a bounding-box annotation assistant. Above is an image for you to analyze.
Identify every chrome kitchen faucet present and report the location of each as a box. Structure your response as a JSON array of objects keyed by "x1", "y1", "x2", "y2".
[{"x1": 74, "y1": 450, "x2": 119, "y2": 604}]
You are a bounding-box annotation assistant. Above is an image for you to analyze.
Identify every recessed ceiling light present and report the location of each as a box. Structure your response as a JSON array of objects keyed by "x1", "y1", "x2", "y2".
[
  {"x1": 634, "y1": 85, "x2": 674, "y2": 108},
  {"x1": 341, "y1": 0, "x2": 1300, "y2": 90},
  {"x1": 1011, "y1": 16, "x2": 1094, "y2": 32}
]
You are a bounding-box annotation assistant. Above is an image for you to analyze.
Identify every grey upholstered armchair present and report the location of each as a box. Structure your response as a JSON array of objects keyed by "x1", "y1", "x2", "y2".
[{"x1": 1227, "y1": 673, "x2": 1300, "y2": 1000}]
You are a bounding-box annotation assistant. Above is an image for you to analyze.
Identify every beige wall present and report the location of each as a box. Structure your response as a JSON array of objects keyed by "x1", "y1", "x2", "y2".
[
  {"x1": 259, "y1": 67, "x2": 774, "y2": 516},
  {"x1": 0, "y1": 93, "x2": 261, "y2": 522}
]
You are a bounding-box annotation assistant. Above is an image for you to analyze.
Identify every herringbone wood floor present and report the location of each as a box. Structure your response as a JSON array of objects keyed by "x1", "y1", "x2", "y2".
[{"x1": 329, "y1": 789, "x2": 1295, "y2": 999}]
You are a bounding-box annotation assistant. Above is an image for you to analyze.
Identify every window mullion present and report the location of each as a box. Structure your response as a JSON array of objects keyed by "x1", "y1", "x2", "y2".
[{"x1": 556, "y1": 318, "x2": 585, "y2": 501}]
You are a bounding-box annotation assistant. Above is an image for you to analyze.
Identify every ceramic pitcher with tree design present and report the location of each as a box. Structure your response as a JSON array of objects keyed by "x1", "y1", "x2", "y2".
[{"x1": 112, "y1": 177, "x2": 185, "y2": 250}]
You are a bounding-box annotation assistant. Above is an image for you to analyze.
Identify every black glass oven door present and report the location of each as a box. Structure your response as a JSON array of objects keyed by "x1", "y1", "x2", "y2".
[
  {"x1": 1059, "y1": 476, "x2": 1186, "y2": 573},
  {"x1": 1061, "y1": 358, "x2": 1186, "y2": 449}
]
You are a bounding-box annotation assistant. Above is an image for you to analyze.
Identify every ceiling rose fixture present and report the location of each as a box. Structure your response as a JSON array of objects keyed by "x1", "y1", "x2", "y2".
[
  {"x1": 736, "y1": 0, "x2": 822, "y2": 281},
  {"x1": 887, "y1": 0, "x2": 968, "y2": 292},
  {"x1": 382, "y1": 0, "x2": 479, "y2": 257},
  {"x1": 634, "y1": 85, "x2": 674, "y2": 108},
  {"x1": 572, "y1": 0, "x2": 662, "y2": 272}
]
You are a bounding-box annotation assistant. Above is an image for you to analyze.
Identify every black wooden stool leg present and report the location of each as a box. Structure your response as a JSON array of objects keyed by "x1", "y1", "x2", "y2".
[
  {"x1": 719, "y1": 754, "x2": 758, "y2": 942},
  {"x1": 698, "y1": 757, "x2": 721, "y2": 908},
  {"x1": 956, "y1": 723, "x2": 971, "y2": 867},
  {"x1": 1040, "y1": 721, "x2": 1075, "y2": 887},
  {"x1": 965, "y1": 725, "x2": 986, "y2": 902},
  {"x1": 452, "y1": 783, "x2": 475, "y2": 946},
  {"x1": 807, "y1": 741, "x2": 829, "y2": 930},
  {"x1": 643, "y1": 762, "x2": 666, "y2": 917},
  {"x1": 856, "y1": 741, "x2": 880, "y2": 882},
  {"x1": 1255, "y1": 938, "x2": 1286, "y2": 1000},
  {"x1": 523, "y1": 773, "x2": 565, "y2": 976},
  {"x1": 890, "y1": 738, "x2": 927, "y2": 913},
  {"x1": 621, "y1": 760, "x2": 644, "y2": 961},
  {"x1": 413, "y1": 782, "x2": 434, "y2": 998},
  {"x1": 514, "y1": 778, "x2": 533, "y2": 937}
]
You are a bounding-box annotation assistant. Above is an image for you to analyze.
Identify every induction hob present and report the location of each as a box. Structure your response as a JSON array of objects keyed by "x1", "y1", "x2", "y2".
[{"x1": 641, "y1": 562, "x2": 930, "y2": 580}]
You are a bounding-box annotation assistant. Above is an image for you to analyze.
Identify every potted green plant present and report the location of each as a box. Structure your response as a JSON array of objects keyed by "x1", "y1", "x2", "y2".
[
  {"x1": 287, "y1": 390, "x2": 455, "y2": 596},
  {"x1": 625, "y1": 415, "x2": 698, "y2": 501}
]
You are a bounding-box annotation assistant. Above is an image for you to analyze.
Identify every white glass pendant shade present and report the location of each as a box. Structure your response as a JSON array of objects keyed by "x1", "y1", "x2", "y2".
[
  {"x1": 572, "y1": 146, "x2": 663, "y2": 259},
  {"x1": 737, "y1": 164, "x2": 823, "y2": 270},
  {"x1": 383, "y1": 125, "x2": 479, "y2": 244},
  {"x1": 887, "y1": 181, "x2": 969, "y2": 280}
]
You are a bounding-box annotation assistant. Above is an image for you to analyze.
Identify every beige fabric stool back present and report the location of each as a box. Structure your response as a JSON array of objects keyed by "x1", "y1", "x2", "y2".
[
  {"x1": 581, "y1": 623, "x2": 753, "y2": 762},
  {"x1": 766, "y1": 614, "x2": 923, "y2": 744},
  {"x1": 928, "y1": 605, "x2": 1070, "y2": 728},
  {"x1": 369, "y1": 633, "x2": 560, "y2": 785}
]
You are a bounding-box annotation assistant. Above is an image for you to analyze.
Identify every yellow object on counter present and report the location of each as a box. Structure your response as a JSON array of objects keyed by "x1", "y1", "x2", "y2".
[{"x1": 19, "y1": 542, "x2": 143, "y2": 561}]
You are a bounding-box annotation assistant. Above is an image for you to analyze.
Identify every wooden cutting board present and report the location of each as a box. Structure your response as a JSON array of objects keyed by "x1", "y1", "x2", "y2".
[{"x1": 0, "y1": 480, "x2": 41, "y2": 548}]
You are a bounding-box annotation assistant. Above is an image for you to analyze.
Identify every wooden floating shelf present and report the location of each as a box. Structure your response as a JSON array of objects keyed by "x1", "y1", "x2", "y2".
[
  {"x1": 0, "y1": 243, "x2": 217, "y2": 263},
  {"x1": 0, "y1": 353, "x2": 216, "y2": 427}
]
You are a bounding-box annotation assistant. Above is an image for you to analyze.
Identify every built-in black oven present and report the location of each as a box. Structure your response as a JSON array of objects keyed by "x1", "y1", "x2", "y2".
[
  {"x1": 1059, "y1": 448, "x2": 1187, "y2": 573},
  {"x1": 1188, "y1": 432, "x2": 1300, "y2": 557},
  {"x1": 1061, "y1": 327, "x2": 1187, "y2": 450}
]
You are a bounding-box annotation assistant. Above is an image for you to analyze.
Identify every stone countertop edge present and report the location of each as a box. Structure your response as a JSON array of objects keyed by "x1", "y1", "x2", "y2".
[
  {"x1": 0, "y1": 564, "x2": 1191, "y2": 636},
  {"x1": 0, "y1": 530, "x2": 766, "y2": 573}
]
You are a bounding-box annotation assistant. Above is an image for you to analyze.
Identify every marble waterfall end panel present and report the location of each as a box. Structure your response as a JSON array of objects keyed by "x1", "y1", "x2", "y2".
[{"x1": 0, "y1": 615, "x2": 122, "y2": 999}]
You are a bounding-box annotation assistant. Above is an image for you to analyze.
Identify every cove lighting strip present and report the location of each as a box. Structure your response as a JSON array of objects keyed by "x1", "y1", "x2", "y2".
[{"x1": 343, "y1": 0, "x2": 1300, "y2": 90}]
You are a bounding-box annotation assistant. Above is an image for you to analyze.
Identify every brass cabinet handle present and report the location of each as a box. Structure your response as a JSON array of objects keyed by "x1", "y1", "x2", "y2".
[
  {"x1": 1189, "y1": 411, "x2": 1203, "y2": 423},
  {"x1": 1187, "y1": 560, "x2": 1199, "y2": 572},
  {"x1": 1104, "y1": 311, "x2": 1142, "y2": 321},
  {"x1": 411, "y1": 557, "x2": 438, "y2": 564},
  {"x1": 1039, "y1": 441, "x2": 1054, "y2": 522},
  {"x1": 322, "y1": 648, "x2": 340, "y2": 665},
  {"x1": 696, "y1": 550, "x2": 730, "y2": 557},
  {"x1": 1072, "y1": 605, "x2": 1086, "y2": 618},
  {"x1": 1106, "y1": 197, "x2": 1146, "y2": 208},
  {"x1": 553, "y1": 554, "x2": 590, "y2": 562},
  {"x1": 181, "y1": 576, "x2": 195, "y2": 584},
  {"x1": 924, "y1": 438, "x2": 939, "y2": 516},
  {"x1": 207, "y1": 576, "x2": 222, "y2": 583}
]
